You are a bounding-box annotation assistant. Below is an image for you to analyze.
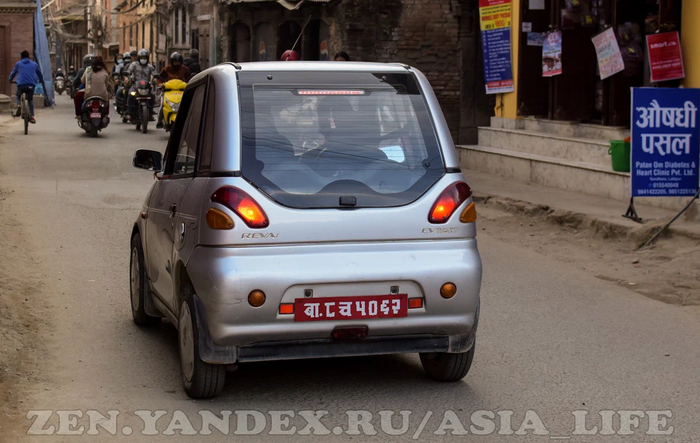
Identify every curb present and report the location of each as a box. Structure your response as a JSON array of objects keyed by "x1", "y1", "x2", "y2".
[{"x1": 474, "y1": 194, "x2": 700, "y2": 246}]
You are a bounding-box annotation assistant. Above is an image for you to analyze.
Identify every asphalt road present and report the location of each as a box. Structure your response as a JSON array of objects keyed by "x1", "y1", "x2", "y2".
[{"x1": 0, "y1": 96, "x2": 699, "y2": 442}]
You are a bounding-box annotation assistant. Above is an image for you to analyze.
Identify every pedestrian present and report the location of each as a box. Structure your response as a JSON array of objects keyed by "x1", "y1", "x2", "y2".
[
  {"x1": 334, "y1": 51, "x2": 350, "y2": 62},
  {"x1": 183, "y1": 49, "x2": 201, "y2": 76},
  {"x1": 77, "y1": 56, "x2": 112, "y2": 118}
]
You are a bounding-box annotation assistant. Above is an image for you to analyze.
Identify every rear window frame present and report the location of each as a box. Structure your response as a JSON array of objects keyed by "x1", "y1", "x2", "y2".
[{"x1": 236, "y1": 70, "x2": 447, "y2": 209}]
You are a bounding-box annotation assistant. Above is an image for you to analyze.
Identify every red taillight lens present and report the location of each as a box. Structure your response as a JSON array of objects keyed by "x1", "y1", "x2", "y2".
[
  {"x1": 92, "y1": 99, "x2": 101, "y2": 108},
  {"x1": 211, "y1": 186, "x2": 269, "y2": 228},
  {"x1": 428, "y1": 182, "x2": 472, "y2": 224}
]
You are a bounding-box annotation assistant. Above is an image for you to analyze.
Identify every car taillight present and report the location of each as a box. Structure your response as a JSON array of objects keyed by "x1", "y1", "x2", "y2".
[
  {"x1": 211, "y1": 186, "x2": 269, "y2": 229},
  {"x1": 428, "y1": 182, "x2": 472, "y2": 224}
]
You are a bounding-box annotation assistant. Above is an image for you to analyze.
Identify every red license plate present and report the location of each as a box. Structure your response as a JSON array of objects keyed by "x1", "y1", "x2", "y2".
[
  {"x1": 294, "y1": 294, "x2": 408, "y2": 322},
  {"x1": 90, "y1": 112, "x2": 101, "y2": 118}
]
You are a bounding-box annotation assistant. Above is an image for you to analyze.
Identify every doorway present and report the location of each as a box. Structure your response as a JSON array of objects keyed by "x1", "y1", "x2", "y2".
[{"x1": 517, "y1": 0, "x2": 682, "y2": 127}]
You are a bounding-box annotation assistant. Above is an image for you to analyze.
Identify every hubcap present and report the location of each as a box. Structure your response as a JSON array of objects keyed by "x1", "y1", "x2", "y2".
[
  {"x1": 179, "y1": 303, "x2": 195, "y2": 383},
  {"x1": 130, "y1": 247, "x2": 140, "y2": 312}
]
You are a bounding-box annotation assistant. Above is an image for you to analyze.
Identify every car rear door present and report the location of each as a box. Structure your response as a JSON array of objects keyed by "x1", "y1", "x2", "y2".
[{"x1": 146, "y1": 85, "x2": 206, "y2": 311}]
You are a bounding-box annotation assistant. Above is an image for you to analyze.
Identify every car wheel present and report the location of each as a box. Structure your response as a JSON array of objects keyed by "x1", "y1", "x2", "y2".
[
  {"x1": 420, "y1": 342, "x2": 475, "y2": 382},
  {"x1": 179, "y1": 287, "x2": 226, "y2": 399},
  {"x1": 130, "y1": 233, "x2": 160, "y2": 326}
]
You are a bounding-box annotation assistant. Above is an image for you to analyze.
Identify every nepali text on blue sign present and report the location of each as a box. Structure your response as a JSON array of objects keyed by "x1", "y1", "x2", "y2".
[{"x1": 631, "y1": 88, "x2": 700, "y2": 197}]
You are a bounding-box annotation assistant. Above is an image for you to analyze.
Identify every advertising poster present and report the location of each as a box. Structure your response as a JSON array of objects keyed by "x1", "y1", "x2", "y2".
[
  {"x1": 647, "y1": 32, "x2": 685, "y2": 83},
  {"x1": 479, "y1": 0, "x2": 515, "y2": 94},
  {"x1": 591, "y1": 27, "x2": 625, "y2": 80},
  {"x1": 631, "y1": 88, "x2": 700, "y2": 198},
  {"x1": 527, "y1": 32, "x2": 545, "y2": 46},
  {"x1": 542, "y1": 31, "x2": 563, "y2": 77}
]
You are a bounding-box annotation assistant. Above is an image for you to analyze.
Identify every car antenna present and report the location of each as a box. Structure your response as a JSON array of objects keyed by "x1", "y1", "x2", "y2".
[{"x1": 285, "y1": 15, "x2": 312, "y2": 61}]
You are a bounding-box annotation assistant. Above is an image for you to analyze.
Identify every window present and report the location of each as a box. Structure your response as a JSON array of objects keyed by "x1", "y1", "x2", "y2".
[
  {"x1": 129, "y1": 25, "x2": 133, "y2": 46},
  {"x1": 238, "y1": 72, "x2": 444, "y2": 209},
  {"x1": 174, "y1": 8, "x2": 180, "y2": 44},
  {"x1": 181, "y1": 7, "x2": 187, "y2": 46},
  {"x1": 199, "y1": 80, "x2": 215, "y2": 173},
  {"x1": 173, "y1": 86, "x2": 206, "y2": 175},
  {"x1": 141, "y1": 22, "x2": 145, "y2": 49}
]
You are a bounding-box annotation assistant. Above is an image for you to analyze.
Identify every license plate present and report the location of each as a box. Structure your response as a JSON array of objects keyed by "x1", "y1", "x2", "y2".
[
  {"x1": 90, "y1": 112, "x2": 101, "y2": 118},
  {"x1": 294, "y1": 294, "x2": 407, "y2": 322}
]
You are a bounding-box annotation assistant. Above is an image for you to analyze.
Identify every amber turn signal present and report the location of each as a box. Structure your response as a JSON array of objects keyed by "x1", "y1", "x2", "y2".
[
  {"x1": 440, "y1": 283, "x2": 457, "y2": 299},
  {"x1": 206, "y1": 208, "x2": 234, "y2": 230},
  {"x1": 248, "y1": 290, "x2": 266, "y2": 307},
  {"x1": 279, "y1": 303, "x2": 294, "y2": 315},
  {"x1": 460, "y1": 202, "x2": 477, "y2": 223},
  {"x1": 408, "y1": 298, "x2": 423, "y2": 309}
]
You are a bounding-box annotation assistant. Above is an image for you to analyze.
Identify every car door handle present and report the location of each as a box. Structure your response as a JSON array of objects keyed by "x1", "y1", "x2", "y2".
[{"x1": 169, "y1": 203, "x2": 177, "y2": 217}]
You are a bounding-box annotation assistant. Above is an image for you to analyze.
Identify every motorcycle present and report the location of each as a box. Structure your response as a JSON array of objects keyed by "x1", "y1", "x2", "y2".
[
  {"x1": 68, "y1": 75, "x2": 76, "y2": 99},
  {"x1": 55, "y1": 77, "x2": 66, "y2": 95},
  {"x1": 114, "y1": 74, "x2": 129, "y2": 121},
  {"x1": 161, "y1": 79, "x2": 186, "y2": 132},
  {"x1": 78, "y1": 96, "x2": 110, "y2": 137},
  {"x1": 129, "y1": 79, "x2": 154, "y2": 134}
]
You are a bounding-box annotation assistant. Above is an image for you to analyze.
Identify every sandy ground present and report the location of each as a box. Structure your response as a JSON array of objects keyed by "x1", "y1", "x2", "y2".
[{"x1": 0, "y1": 97, "x2": 699, "y2": 442}]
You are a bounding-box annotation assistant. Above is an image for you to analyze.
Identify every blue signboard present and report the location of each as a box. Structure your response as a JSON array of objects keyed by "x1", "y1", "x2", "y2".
[{"x1": 631, "y1": 88, "x2": 700, "y2": 197}]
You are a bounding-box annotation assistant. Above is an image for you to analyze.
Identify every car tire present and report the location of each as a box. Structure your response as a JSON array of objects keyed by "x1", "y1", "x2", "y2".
[
  {"x1": 420, "y1": 342, "x2": 475, "y2": 382},
  {"x1": 129, "y1": 233, "x2": 160, "y2": 326},
  {"x1": 179, "y1": 286, "x2": 226, "y2": 399}
]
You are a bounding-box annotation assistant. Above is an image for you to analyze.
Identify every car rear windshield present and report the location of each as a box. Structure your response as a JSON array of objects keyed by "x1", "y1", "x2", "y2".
[{"x1": 238, "y1": 71, "x2": 445, "y2": 209}]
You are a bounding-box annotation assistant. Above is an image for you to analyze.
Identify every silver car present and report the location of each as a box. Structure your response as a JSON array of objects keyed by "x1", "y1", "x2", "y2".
[{"x1": 130, "y1": 61, "x2": 482, "y2": 398}]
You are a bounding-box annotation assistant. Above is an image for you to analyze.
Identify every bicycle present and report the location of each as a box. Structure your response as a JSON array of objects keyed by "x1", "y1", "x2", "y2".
[{"x1": 20, "y1": 91, "x2": 30, "y2": 135}]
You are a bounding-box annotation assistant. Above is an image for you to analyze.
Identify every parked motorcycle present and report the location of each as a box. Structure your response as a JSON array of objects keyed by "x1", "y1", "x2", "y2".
[
  {"x1": 161, "y1": 79, "x2": 186, "y2": 132},
  {"x1": 78, "y1": 96, "x2": 110, "y2": 137},
  {"x1": 129, "y1": 80, "x2": 154, "y2": 134},
  {"x1": 55, "y1": 77, "x2": 66, "y2": 95}
]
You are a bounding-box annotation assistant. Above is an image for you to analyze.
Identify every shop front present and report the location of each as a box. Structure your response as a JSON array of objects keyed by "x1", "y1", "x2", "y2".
[{"x1": 505, "y1": 0, "x2": 689, "y2": 128}]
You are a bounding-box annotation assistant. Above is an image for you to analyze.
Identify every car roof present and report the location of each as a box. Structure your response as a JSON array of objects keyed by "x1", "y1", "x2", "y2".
[{"x1": 233, "y1": 61, "x2": 412, "y2": 73}]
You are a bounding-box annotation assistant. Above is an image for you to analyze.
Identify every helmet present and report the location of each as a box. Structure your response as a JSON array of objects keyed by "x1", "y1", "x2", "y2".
[
  {"x1": 57, "y1": 67, "x2": 63, "y2": 73},
  {"x1": 83, "y1": 53, "x2": 94, "y2": 67},
  {"x1": 138, "y1": 48, "x2": 149, "y2": 59},
  {"x1": 281, "y1": 50, "x2": 300, "y2": 61},
  {"x1": 123, "y1": 51, "x2": 131, "y2": 59},
  {"x1": 69, "y1": 65, "x2": 74, "y2": 71},
  {"x1": 188, "y1": 48, "x2": 199, "y2": 58},
  {"x1": 170, "y1": 52, "x2": 183, "y2": 64}
]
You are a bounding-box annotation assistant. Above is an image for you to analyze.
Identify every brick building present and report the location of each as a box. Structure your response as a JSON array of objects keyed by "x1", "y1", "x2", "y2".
[
  {"x1": 217, "y1": 0, "x2": 492, "y2": 144},
  {"x1": 0, "y1": 0, "x2": 36, "y2": 96}
]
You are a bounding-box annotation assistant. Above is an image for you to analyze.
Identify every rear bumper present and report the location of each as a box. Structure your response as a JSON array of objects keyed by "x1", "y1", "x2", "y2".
[{"x1": 186, "y1": 239, "x2": 482, "y2": 362}]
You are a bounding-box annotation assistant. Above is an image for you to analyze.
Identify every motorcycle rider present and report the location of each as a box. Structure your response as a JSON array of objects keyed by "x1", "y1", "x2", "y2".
[
  {"x1": 54, "y1": 68, "x2": 65, "y2": 80},
  {"x1": 126, "y1": 49, "x2": 157, "y2": 121},
  {"x1": 113, "y1": 53, "x2": 124, "y2": 75},
  {"x1": 67, "y1": 65, "x2": 76, "y2": 78},
  {"x1": 156, "y1": 52, "x2": 191, "y2": 128},
  {"x1": 73, "y1": 54, "x2": 94, "y2": 119},
  {"x1": 183, "y1": 49, "x2": 201, "y2": 76}
]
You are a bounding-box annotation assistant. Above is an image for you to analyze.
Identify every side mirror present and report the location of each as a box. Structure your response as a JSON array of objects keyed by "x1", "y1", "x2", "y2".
[{"x1": 133, "y1": 149, "x2": 163, "y2": 172}]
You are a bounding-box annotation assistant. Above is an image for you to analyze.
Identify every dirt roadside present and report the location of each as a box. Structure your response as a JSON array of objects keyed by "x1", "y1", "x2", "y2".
[
  {"x1": 476, "y1": 197, "x2": 700, "y2": 307},
  {"x1": 0, "y1": 122, "x2": 51, "y2": 438}
]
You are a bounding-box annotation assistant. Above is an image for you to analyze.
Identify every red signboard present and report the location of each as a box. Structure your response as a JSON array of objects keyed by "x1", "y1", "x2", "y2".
[
  {"x1": 294, "y1": 294, "x2": 408, "y2": 322},
  {"x1": 647, "y1": 32, "x2": 685, "y2": 83}
]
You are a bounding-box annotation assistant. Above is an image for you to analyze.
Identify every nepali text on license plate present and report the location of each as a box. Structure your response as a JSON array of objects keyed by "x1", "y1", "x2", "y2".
[
  {"x1": 294, "y1": 294, "x2": 407, "y2": 322},
  {"x1": 90, "y1": 112, "x2": 101, "y2": 118}
]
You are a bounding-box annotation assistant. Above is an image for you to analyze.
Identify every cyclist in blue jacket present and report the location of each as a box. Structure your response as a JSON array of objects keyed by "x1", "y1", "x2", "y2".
[{"x1": 8, "y1": 50, "x2": 44, "y2": 124}]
